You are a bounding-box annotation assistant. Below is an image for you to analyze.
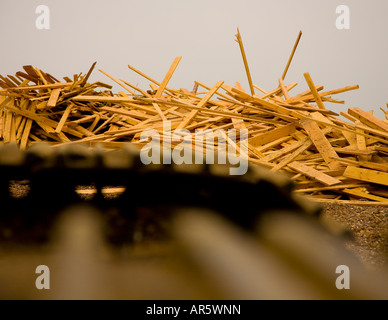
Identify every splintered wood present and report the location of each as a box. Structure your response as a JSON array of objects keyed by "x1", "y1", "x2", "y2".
[{"x1": 1, "y1": 35, "x2": 388, "y2": 204}]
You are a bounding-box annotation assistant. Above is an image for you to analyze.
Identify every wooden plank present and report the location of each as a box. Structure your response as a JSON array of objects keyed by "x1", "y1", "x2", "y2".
[
  {"x1": 56, "y1": 131, "x2": 71, "y2": 143},
  {"x1": 229, "y1": 87, "x2": 304, "y2": 120},
  {"x1": 343, "y1": 166, "x2": 388, "y2": 186},
  {"x1": 348, "y1": 107, "x2": 388, "y2": 132},
  {"x1": 288, "y1": 161, "x2": 342, "y2": 186},
  {"x1": 0, "y1": 110, "x2": 4, "y2": 139},
  {"x1": 55, "y1": 104, "x2": 73, "y2": 133},
  {"x1": 0, "y1": 82, "x2": 73, "y2": 92},
  {"x1": 355, "y1": 120, "x2": 369, "y2": 162},
  {"x1": 271, "y1": 138, "x2": 315, "y2": 172},
  {"x1": 3, "y1": 110, "x2": 13, "y2": 143},
  {"x1": 177, "y1": 80, "x2": 224, "y2": 129},
  {"x1": 151, "y1": 103, "x2": 168, "y2": 122},
  {"x1": 261, "y1": 137, "x2": 310, "y2": 163},
  {"x1": 98, "y1": 69, "x2": 136, "y2": 95},
  {"x1": 286, "y1": 85, "x2": 359, "y2": 104},
  {"x1": 333, "y1": 147, "x2": 376, "y2": 156},
  {"x1": 9, "y1": 112, "x2": 17, "y2": 142},
  {"x1": 282, "y1": 30, "x2": 302, "y2": 80},
  {"x1": 333, "y1": 156, "x2": 388, "y2": 172},
  {"x1": 5, "y1": 104, "x2": 83, "y2": 138},
  {"x1": 255, "y1": 136, "x2": 292, "y2": 153},
  {"x1": 300, "y1": 119, "x2": 342, "y2": 170},
  {"x1": 87, "y1": 115, "x2": 101, "y2": 132},
  {"x1": 155, "y1": 56, "x2": 182, "y2": 98},
  {"x1": 235, "y1": 28, "x2": 255, "y2": 95},
  {"x1": 278, "y1": 78, "x2": 290, "y2": 100},
  {"x1": 295, "y1": 184, "x2": 366, "y2": 193},
  {"x1": 303, "y1": 73, "x2": 325, "y2": 110},
  {"x1": 100, "y1": 106, "x2": 153, "y2": 120},
  {"x1": 249, "y1": 123, "x2": 296, "y2": 148},
  {"x1": 258, "y1": 83, "x2": 298, "y2": 100},
  {"x1": 15, "y1": 117, "x2": 27, "y2": 141},
  {"x1": 343, "y1": 188, "x2": 388, "y2": 202},
  {"x1": 20, "y1": 103, "x2": 36, "y2": 150}
]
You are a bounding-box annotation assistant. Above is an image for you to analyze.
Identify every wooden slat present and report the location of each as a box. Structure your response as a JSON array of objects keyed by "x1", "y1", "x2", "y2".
[
  {"x1": 235, "y1": 28, "x2": 255, "y2": 95},
  {"x1": 282, "y1": 30, "x2": 302, "y2": 80},
  {"x1": 177, "y1": 81, "x2": 224, "y2": 130},
  {"x1": 155, "y1": 56, "x2": 182, "y2": 98},
  {"x1": 348, "y1": 107, "x2": 388, "y2": 132},
  {"x1": 300, "y1": 119, "x2": 342, "y2": 170},
  {"x1": 0, "y1": 82, "x2": 73, "y2": 92},
  {"x1": 249, "y1": 123, "x2": 296, "y2": 148},
  {"x1": 343, "y1": 166, "x2": 388, "y2": 186},
  {"x1": 47, "y1": 88, "x2": 61, "y2": 108},
  {"x1": 343, "y1": 188, "x2": 388, "y2": 202},
  {"x1": 20, "y1": 103, "x2": 36, "y2": 150},
  {"x1": 288, "y1": 161, "x2": 342, "y2": 186},
  {"x1": 303, "y1": 73, "x2": 325, "y2": 110},
  {"x1": 56, "y1": 104, "x2": 74, "y2": 133}
]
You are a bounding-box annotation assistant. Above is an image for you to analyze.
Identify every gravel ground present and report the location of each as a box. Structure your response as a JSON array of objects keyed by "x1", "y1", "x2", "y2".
[{"x1": 321, "y1": 203, "x2": 388, "y2": 269}]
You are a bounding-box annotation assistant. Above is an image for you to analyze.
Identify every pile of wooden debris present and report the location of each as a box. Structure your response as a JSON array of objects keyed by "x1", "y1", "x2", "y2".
[{"x1": 0, "y1": 30, "x2": 387, "y2": 204}]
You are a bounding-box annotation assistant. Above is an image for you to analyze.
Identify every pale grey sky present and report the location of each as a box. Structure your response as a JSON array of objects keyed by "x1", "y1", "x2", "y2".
[{"x1": 1, "y1": 0, "x2": 388, "y2": 118}]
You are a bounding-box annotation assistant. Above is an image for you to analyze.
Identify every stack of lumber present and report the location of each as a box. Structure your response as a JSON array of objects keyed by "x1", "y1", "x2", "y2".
[{"x1": 0, "y1": 41, "x2": 388, "y2": 204}]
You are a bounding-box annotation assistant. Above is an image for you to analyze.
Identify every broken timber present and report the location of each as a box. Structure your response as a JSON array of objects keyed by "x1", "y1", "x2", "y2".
[{"x1": 0, "y1": 31, "x2": 388, "y2": 203}]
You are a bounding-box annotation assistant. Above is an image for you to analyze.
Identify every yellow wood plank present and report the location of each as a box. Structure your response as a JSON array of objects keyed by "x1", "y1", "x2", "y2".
[
  {"x1": 343, "y1": 166, "x2": 388, "y2": 186},
  {"x1": 5, "y1": 104, "x2": 83, "y2": 138},
  {"x1": 355, "y1": 120, "x2": 369, "y2": 162},
  {"x1": 278, "y1": 78, "x2": 290, "y2": 100},
  {"x1": 177, "y1": 80, "x2": 224, "y2": 129},
  {"x1": 282, "y1": 30, "x2": 302, "y2": 80},
  {"x1": 55, "y1": 104, "x2": 73, "y2": 133},
  {"x1": 300, "y1": 119, "x2": 342, "y2": 170},
  {"x1": 155, "y1": 56, "x2": 182, "y2": 98},
  {"x1": 333, "y1": 147, "x2": 376, "y2": 156},
  {"x1": 286, "y1": 85, "x2": 359, "y2": 104},
  {"x1": 270, "y1": 138, "x2": 314, "y2": 172},
  {"x1": 20, "y1": 103, "x2": 36, "y2": 150},
  {"x1": 303, "y1": 73, "x2": 325, "y2": 110},
  {"x1": 9, "y1": 113, "x2": 16, "y2": 142},
  {"x1": 98, "y1": 69, "x2": 136, "y2": 95},
  {"x1": 15, "y1": 117, "x2": 27, "y2": 141},
  {"x1": 151, "y1": 102, "x2": 168, "y2": 122},
  {"x1": 343, "y1": 188, "x2": 388, "y2": 202},
  {"x1": 259, "y1": 83, "x2": 298, "y2": 100},
  {"x1": 0, "y1": 82, "x2": 73, "y2": 92},
  {"x1": 333, "y1": 156, "x2": 388, "y2": 172},
  {"x1": 100, "y1": 106, "x2": 153, "y2": 120},
  {"x1": 229, "y1": 87, "x2": 304, "y2": 120},
  {"x1": 288, "y1": 161, "x2": 342, "y2": 186},
  {"x1": 254, "y1": 136, "x2": 292, "y2": 153},
  {"x1": 3, "y1": 110, "x2": 13, "y2": 143},
  {"x1": 235, "y1": 28, "x2": 254, "y2": 95},
  {"x1": 295, "y1": 184, "x2": 366, "y2": 194},
  {"x1": 249, "y1": 123, "x2": 296, "y2": 148},
  {"x1": 348, "y1": 107, "x2": 388, "y2": 133},
  {"x1": 87, "y1": 115, "x2": 101, "y2": 132},
  {"x1": 0, "y1": 109, "x2": 4, "y2": 139}
]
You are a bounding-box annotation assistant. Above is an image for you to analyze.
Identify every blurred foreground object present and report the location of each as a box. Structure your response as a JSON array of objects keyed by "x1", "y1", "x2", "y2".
[{"x1": 0, "y1": 143, "x2": 387, "y2": 300}]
